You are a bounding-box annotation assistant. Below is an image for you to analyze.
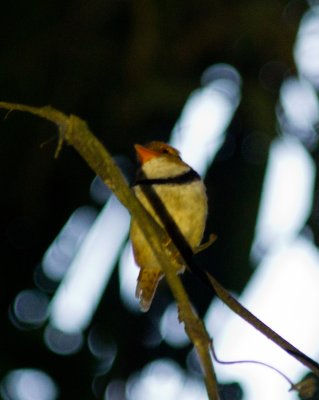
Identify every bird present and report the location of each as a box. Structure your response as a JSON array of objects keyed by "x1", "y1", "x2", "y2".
[{"x1": 130, "y1": 141, "x2": 208, "y2": 312}]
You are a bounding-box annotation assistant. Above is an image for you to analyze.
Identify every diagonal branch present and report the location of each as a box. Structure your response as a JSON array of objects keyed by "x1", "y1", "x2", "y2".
[
  {"x1": 206, "y1": 272, "x2": 319, "y2": 376},
  {"x1": 0, "y1": 102, "x2": 219, "y2": 400}
]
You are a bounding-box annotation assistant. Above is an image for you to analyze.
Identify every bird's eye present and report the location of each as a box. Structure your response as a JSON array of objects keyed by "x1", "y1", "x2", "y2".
[{"x1": 160, "y1": 146, "x2": 180, "y2": 157}]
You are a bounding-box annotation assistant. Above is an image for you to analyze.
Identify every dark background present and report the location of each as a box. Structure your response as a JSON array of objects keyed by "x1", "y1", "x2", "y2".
[{"x1": 0, "y1": 1, "x2": 317, "y2": 399}]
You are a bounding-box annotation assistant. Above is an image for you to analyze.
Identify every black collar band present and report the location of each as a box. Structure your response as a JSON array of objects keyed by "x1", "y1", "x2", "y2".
[{"x1": 134, "y1": 168, "x2": 200, "y2": 186}]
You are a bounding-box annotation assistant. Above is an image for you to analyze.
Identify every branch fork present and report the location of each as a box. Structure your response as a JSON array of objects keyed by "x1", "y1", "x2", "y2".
[{"x1": 1, "y1": 102, "x2": 318, "y2": 400}]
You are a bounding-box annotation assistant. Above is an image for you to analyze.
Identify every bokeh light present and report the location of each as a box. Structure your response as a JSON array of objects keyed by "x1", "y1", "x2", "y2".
[
  {"x1": 118, "y1": 242, "x2": 140, "y2": 313},
  {"x1": 42, "y1": 206, "x2": 97, "y2": 282},
  {"x1": 87, "y1": 324, "x2": 117, "y2": 373},
  {"x1": 0, "y1": 369, "x2": 58, "y2": 400},
  {"x1": 278, "y1": 77, "x2": 319, "y2": 147},
  {"x1": 294, "y1": 7, "x2": 319, "y2": 87},
  {"x1": 126, "y1": 359, "x2": 206, "y2": 400},
  {"x1": 11, "y1": 289, "x2": 49, "y2": 329},
  {"x1": 49, "y1": 196, "x2": 130, "y2": 334},
  {"x1": 251, "y1": 136, "x2": 315, "y2": 260},
  {"x1": 104, "y1": 380, "x2": 126, "y2": 400},
  {"x1": 160, "y1": 303, "x2": 189, "y2": 348},
  {"x1": 203, "y1": 4, "x2": 319, "y2": 397},
  {"x1": 44, "y1": 325, "x2": 84, "y2": 355},
  {"x1": 170, "y1": 63, "x2": 241, "y2": 175},
  {"x1": 90, "y1": 176, "x2": 112, "y2": 206}
]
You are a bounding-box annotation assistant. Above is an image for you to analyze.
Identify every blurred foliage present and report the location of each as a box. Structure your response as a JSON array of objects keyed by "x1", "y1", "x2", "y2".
[{"x1": 0, "y1": 0, "x2": 313, "y2": 399}]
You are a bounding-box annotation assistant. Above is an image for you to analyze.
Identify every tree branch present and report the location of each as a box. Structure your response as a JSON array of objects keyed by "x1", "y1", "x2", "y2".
[
  {"x1": 0, "y1": 102, "x2": 220, "y2": 400},
  {"x1": 2, "y1": 101, "x2": 319, "y2": 396}
]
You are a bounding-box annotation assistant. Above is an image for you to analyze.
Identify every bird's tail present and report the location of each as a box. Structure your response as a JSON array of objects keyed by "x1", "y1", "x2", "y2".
[{"x1": 135, "y1": 268, "x2": 163, "y2": 312}]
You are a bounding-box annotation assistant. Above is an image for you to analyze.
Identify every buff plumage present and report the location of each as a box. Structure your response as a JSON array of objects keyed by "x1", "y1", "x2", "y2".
[{"x1": 130, "y1": 142, "x2": 208, "y2": 311}]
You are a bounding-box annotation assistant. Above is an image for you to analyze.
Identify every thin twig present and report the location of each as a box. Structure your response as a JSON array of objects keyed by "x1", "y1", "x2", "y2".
[
  {"x1": 206, "y1": 272, "x2": 319, "y2": 377},
  {"x1": 211, "y1": 341, "x2": 295, "y2": 388}
]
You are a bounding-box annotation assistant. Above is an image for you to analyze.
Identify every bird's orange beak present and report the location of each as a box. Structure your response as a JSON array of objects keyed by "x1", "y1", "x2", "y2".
[{"x1": 134, "y1": 144, "x2": 160, "y2": 164}]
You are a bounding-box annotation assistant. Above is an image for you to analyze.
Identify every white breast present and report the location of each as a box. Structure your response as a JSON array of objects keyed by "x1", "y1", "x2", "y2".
[{"x1": 134, "y1": 174, "x2": 207, "y2": 249}]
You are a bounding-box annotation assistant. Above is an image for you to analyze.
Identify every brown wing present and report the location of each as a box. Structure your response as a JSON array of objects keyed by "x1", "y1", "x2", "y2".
[{"x1": 135, "y1": 268, "x2": 163, "y2": 312}]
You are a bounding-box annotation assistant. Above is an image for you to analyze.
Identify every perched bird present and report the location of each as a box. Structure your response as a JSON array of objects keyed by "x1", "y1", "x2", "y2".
[{"x1": 130, "y1": 141, "x2": 208, "y2": 311}]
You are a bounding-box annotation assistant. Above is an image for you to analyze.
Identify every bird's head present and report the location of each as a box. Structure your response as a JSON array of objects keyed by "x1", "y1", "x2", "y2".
[{"x1": 134, "y1": 142, "x2": 181, "y2": 165}]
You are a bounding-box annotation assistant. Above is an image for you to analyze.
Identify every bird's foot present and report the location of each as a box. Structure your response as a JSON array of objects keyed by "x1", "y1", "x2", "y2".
[{"x1": 194, "y1": 233, "x2": 217, "y2": 254}]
